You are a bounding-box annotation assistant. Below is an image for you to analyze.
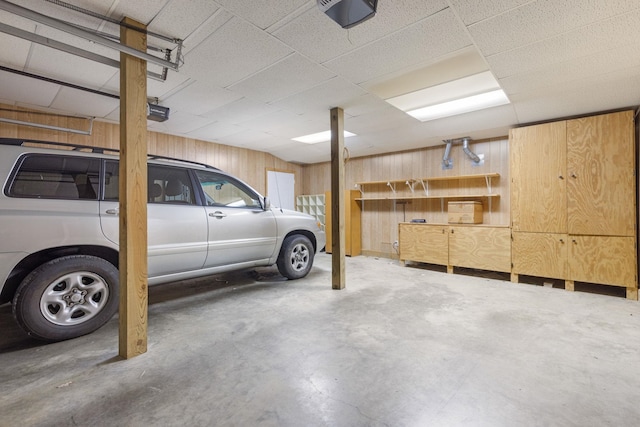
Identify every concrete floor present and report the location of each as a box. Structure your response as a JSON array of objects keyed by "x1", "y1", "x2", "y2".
[{"x1": 1, "y1": 253, "x2": 640, "y2": 426}]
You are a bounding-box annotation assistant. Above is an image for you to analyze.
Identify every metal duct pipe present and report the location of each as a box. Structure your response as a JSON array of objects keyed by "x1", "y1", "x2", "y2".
[
  {"x1": 442, "y1": 139, "x2": 453, "y2": 169},
  {"x1": 462, "y1": 137, "x2": 481, "y2": 163}
]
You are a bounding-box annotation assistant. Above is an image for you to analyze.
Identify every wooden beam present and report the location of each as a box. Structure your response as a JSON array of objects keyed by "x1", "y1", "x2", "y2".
[
  {"x1": 118, "y1": 17, "x2": 148, "y2": 359},
  {"x1": 330, "y1": 107, "x2": 345, "y2": 290}
]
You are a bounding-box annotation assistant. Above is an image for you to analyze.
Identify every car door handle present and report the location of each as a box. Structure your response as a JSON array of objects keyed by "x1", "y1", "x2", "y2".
[
  {"x1": 105, "y1": 208, "x2": 119, "y2": 215},
  {"x1": 209, "y1": 211, "x2": 226, "y2": 219}
]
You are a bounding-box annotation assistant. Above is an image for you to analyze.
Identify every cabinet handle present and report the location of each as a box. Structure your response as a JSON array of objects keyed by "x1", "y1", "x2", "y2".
[
  {"x1": 450, "y1": 229, "x2": 454, "y2": 234},
  {"x1": 572, "y1": 239, "x2": 577, "y2": 244},
  {"x1": 558, "y1": 175, "x2": 564, "y2": 180},
  {"x1": 570, "y1": 172, "x2": 577, "y2": 179},
  {"x1": 559, "y1": 238, "x2": 564, "y2": 244}
]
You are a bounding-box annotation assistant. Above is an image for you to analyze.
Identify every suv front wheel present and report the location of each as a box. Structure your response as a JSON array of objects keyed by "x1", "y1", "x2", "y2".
[
  {"x1": 277, "y1": 234, "x2": 314, "y2": 280},
  {"x1": 13, "y1": 255, "x2": 119, "y2": 341}
]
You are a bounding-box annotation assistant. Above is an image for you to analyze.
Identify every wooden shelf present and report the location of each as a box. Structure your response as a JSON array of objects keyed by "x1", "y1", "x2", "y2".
[
  {"x1": 355, "y1": 173, "x2": 501, "y2": 201},
  {"x1": 356, "y1": 194, "x2": 500, "y2": 201}
]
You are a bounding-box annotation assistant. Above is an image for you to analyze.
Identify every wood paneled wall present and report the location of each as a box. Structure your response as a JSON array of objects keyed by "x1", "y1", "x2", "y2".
[
  {"x1": 0, "y1": 104, "x2": 302, "y2": 195},
  {"x1": 302, "y1": 137, "x2": 510, "y2": 257}
]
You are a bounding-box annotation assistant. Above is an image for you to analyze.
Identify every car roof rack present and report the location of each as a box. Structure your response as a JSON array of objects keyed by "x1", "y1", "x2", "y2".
[{"x1": 0, "y1": 137, "x2": 220, "y2": 171}]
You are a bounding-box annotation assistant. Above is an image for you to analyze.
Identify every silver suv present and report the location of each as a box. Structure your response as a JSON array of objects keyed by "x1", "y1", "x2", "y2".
[{"x1": 0, "y1": 139, "x2": 325, "y2": 341}]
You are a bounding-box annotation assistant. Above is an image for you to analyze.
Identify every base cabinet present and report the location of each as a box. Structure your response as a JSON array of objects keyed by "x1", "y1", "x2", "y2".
[
  {"x1": 399, "y1": 223, "x2": 511, "y2": 273},
  {"x1": 512, "y1": 232, "x2": 567, "y2": 279},
  {"x1": 449, "y1": 226, "x2": 511, "y2": 273},
  {"x1": 512, "y1": 232, "x2": 637, "y2": 294},
  {"x1": 399, "y1": 224, "x2": 448, "y2": 265},
  {"x1": 568, "y1": 235, "x2": 636, "y2": 288}
]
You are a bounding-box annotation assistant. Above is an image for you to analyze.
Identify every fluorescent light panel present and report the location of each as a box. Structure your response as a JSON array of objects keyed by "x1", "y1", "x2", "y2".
[
  {"x1": 292, "y1": 130, "x2": 356, "y2": 144},
  {"x1": 385, "y1": 71, "x2": 510, "y2": 122},
  {"x1": 407, "y1": 89, "x2": 510, "y2": 122}
]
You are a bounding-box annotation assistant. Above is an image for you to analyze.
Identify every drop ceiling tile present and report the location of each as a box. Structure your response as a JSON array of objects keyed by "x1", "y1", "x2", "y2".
[
  {"x1": 511, "y1": 66, "x2": 640, "y2": 123},
  {"x1": 0, "y1": 70, "x2": 59, "y2": 106},
  {"x1": 186, "y1": 120, "x2": 244, "y2": 141},
  {"x1": 448, "y1": 0, "x2": 532, "y2": 25},
  {"x1": 146, "y1": 111, "x2": 215, "y2": 134},
  {"x1": 469, "y1": 0, "x2": 640, "y2": 56},
  {"x1": 272, "y1": 77, "x2": 367, "y2": 116},
  {"x1": 345, "y1": 106, "x2": 417, "y2": 135},
  {"x1": 180, "y1": 17, "x2": 292, "y2": 87},
  {"x1": 50, "y1": 86, "x2": 120, "y2": 117},
  {"x1": 487, "y1": 9, "x2": 640, "y2": 78},
  {"x1": 161, "y1": 80, "x2": 243, "y2": 116},
  {"x1": 499, "y1": 43, "x2": 640, "y2": 96},
  {"x1": 214, "y1": 0, "x2": 310, "y2": 30},
  {"x1": 218, "y1": 130, "x2": 292, "y2": 152},
  {"x1": 148, "y1": 0, "x2": 220, "y2": 41},
  {"x1": 324, "y1": 9, "x2": 471, "y2": 84},
  {"x1": 273, "y1": 0, "x2": 448, "y2": 63},
  {"x1": 229, "y1": 53, "x2": 335, "y2": 103},
  {"x1": 237, "y1": 109, "x2": 320, "y2": 137},
  {"x1": 203, "y1": 97, "x2": 279, "y2": 123},
  {"x1": 0, "y1": 32, "x2": 32, "y2": 68}
]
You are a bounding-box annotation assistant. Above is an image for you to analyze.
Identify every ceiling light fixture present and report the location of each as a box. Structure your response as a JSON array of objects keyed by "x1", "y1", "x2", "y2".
[
  {"x1": 385, "y1": 71, "x2": 510, "y2": 122},
  {"x1": 292, "y1": 130, "x2": 356, "y2": 144},
  {"x1": 407, "y1": 89, "x2": 510, "y2": 122}
]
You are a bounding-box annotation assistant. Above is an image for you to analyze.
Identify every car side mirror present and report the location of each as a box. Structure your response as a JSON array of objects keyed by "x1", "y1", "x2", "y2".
[{"x1": 262, "y1": 197, "x2": 271, "y2": 210}]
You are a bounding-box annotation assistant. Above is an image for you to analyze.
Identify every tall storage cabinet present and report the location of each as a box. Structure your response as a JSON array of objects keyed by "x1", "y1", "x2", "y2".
[
  {"x1": 510, "y1": 110, "x2": 637, "y2": 299},
  {"x1": 325, "y1": 190, "x2": 362, "y2": 256}
]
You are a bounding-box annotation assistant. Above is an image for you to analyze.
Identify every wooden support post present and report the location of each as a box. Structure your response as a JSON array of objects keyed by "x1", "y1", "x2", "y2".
[
  {"x1": 119, "y1": 17, "x2": 148, "y2": 359},
  {"x1": 330, "y1": 107, "x2": 345, "y2": 290}
]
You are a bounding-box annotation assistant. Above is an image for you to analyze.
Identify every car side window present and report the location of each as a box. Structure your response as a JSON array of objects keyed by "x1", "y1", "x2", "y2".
[
  {"x1": 104, "y1": 162, "x2": 195, "y2": 205},
  {"x1": 195, "y1": 170, "x2": 261, "y2": 209},
  {"x1": 7, "y1": 154, "x2": 99, "y2": 200}
]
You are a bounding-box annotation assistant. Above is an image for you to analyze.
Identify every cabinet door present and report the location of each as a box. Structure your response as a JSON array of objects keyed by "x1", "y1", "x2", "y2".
[
  {"x1": 399, "y1": 223, "x2": 448, "y2": 265},
  {"x1": 510, "y1": 122, "x2": 567, "y2": 233},
  {"x1": 449, "y1": 226, "x2": 511, "y2": 273},
  {"x1": 512, "y1": 232, "x2": 567, "y2": 279},
  {"x1": 567, "y1": 111, "x2": 636, "y2": 236},
  {"x1": 568, "y1": 235, "x2": 636, "y2": 288}
]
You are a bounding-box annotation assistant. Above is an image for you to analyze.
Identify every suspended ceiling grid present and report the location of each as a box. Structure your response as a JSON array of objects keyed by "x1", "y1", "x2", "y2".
[{"x1": 0, "y1": 0, "x2": 639, "y2": 164}]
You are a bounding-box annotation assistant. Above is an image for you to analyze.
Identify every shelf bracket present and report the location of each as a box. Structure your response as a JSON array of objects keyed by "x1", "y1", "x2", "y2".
[
  {"x1": 485, "y1": 176, "x2": 493, "y2": 194},
  {"x1": 405, "y1": 180, "x2": 414, "y2": 194},
  {"x1": 417, "y1": 179, "x2": 428, "y2": 196},
  {"x1": 387, "y1": 181, "x2": 396, "y2": 194}
]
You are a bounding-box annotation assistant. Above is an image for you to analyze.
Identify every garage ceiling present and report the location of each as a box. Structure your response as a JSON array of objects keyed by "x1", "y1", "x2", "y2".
[{"x1": 0, "y1": 0, "x2": 639, "y2": 164}]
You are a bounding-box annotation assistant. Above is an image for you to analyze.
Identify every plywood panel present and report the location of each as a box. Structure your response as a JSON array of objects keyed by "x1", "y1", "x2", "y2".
[
  {"x1": 510, "y1": 122, "x2": 567, "y2": 233},
  {"x1": 567, "y1": 110, "x2": 636, "y2": 237},
  {"x1": 512, "y1": 231, "x2": 567, "y2": 279},
  {"x1": 399, "y1": 223, "x2": 449, "y2": 265},
  {"x1": 449, "y1": 226, "x2": 511, "y2": 272},
  {"x1": 569, "y1": 235, "x2": 636, "y2": 288}
]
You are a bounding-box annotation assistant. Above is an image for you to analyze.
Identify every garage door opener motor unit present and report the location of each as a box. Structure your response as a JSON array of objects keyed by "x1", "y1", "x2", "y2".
[{"x1": 317, "y1": 0, "x2": 378, "y2": 29}]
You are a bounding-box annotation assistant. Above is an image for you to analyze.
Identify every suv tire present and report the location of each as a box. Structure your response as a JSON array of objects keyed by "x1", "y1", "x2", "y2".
[
  {"x1": 13, "y1": 255, "x2": 119, "y2": 341},
  {"x1": 277, "y1": 235, "x2": 314, "y2": 280}
]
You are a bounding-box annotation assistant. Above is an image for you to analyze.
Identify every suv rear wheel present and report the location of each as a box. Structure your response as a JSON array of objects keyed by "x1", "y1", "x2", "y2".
[
  {"x1": 13, "y1": 255, "x2": 119, "y2": 341},
  {"x1": 277, "y1": 234, "x2": 314, "y2": 280}
]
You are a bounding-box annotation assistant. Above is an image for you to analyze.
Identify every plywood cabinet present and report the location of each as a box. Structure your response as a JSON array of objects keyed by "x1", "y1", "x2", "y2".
[
  {"x1": 510, "y1": 110, "x2": 637, "y2": 298},
  {"x1": 449, "y1": 226, "x2": 511, "y2": 273},
  {"x1": 510, "y1": 121, "x2": 567, "y2": 233},
  {"x1": 511, "y1": 232, "x2": 567, "y2": 279},
  {"x1": 399, "y1": 223, "x2": 448, "y2": 265},
  {"x1": 399, "y1": 223, "x2": 511, "y2": 273},
  {"x1": 566, "y1": 112, "x2": 636, "y2": 236}
]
